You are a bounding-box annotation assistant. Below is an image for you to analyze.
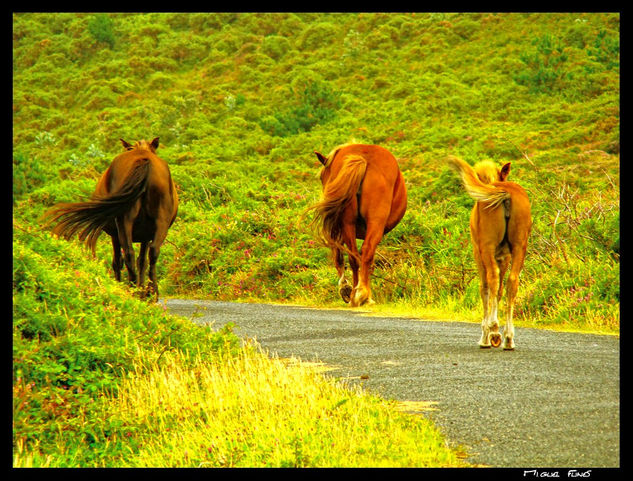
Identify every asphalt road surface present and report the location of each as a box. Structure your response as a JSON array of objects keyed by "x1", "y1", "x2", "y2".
[{"x1": 165, "y1": 299, "x2": 620, "y2": 468}]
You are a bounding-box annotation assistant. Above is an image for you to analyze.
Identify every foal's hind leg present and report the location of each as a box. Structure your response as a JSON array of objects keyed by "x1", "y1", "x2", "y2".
[
  {"x1": 474, "y1": 247, "x2": 493, "y2": 348},
  {"x1": 503, "y1": 246, "x2": 527, "y2": 350},
  {"x1": 496, "y1": 254, "x2": 511, "y2": 347},
  {"x1": 481, "y1": 250, "x2": 502, "y2": 348}
]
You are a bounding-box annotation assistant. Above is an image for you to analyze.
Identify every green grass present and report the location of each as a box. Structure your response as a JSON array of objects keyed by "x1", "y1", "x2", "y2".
[
  {"x1": 13, "y1": 222, "x2": 465, "y2": 467},
  {"x1": 13, "y1": 12, "x2": 619, "y2": 466}
]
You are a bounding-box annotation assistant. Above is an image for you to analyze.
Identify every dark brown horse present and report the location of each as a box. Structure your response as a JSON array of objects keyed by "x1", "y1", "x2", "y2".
[
  {"x1": 308, "y1": 143, "x2": 407, "y2": 307},
  {"x1": 449, "y1": 156, "x2": 532, "y2": 350},
  {"x1": 43, "y1": 138, "x2": 178, "y2": 300}
]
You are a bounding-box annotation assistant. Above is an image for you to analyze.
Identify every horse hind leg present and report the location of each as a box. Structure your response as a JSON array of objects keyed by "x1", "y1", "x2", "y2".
[
  {"x1": 352, "y1": 221, "x2": 384, "y2": 307},
  {"x1": 148, "y1": 245, "x2": 160, "y2": 300},
  {"x1": 111, "y1": 235, "x2": 123, "y2": 282},
  {"x1": 147, "y1": 218, "x2": 171, "y2": 301},
  {"x1": 137, "y1": 241, "x2": 150, "y2": 298},
  {"x1": 480, "y1": 251, "x2": 502, "y2": 348},
  {"x1": 495, "y1": 253, "x2": 512, "y2": 349},
  {"x1": 478, "y1": 280, "x2": 491, "y2": 348},
  {"x1": 503, "y1": 246, "x2": 527, "y2": 351},
  {"x1": 333, "y1": 248, "x2": 352, "y2": 303},
  {"x1": 473, "y1": 248, "x2": 492, "y2": 347},
  {"x1": 115, "y1": 216, "x2": 138, "y2": 287},
  {"x1": 339, "y1": 222, "x2": 362, "y2": 306}
]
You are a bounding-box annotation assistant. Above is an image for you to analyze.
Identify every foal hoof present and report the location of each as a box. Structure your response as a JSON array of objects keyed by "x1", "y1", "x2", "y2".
[
  {"x1": 490, "y1": 333, "x2": 502, "y2": 348},
  {"x1": 339, "y1": 284, "x2": 352, "y2": 304}
]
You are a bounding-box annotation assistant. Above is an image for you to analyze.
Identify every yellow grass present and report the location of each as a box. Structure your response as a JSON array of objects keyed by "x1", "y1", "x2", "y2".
[{"x1": 106, "y1": 344, "x2": 467, "y2": 467}]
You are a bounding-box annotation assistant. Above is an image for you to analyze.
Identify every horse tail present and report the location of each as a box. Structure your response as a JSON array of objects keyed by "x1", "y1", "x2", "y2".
[
  {"x1": 308, "y1": 154, "x2": 367, "y2": 254},
  {"x1": 42, "y1": 158, "x2": 151, "y2": 253},
  {"x1": 448, "y1": 156, "x2": 510, "y2": 210}
]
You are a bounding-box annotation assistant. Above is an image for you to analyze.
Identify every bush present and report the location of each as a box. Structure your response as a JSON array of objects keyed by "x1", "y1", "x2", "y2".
[
  {"x1": 262, "y1": 35, "x2": 291, "y2": 60},
  {"x1": 259, "y1": 80, "x2": 341, "y2": 137},
  {"x1": 513, "y1": 34, "x2": 572, "y2": 94},
  {"x1": 297, "y1": 22, "x2": 339, "y2": 51},
  {"x1": 87, "y1": 14, "x2": 116, "y2": 48}
]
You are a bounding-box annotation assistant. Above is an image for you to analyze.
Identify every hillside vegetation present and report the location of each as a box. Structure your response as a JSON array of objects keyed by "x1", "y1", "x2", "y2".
[
  {"x1": 13, "y1": 12, "x2": 618, "y2": 466},
  {"x1": 14, "y1": 12, "x2": 619, "y2": 333}
]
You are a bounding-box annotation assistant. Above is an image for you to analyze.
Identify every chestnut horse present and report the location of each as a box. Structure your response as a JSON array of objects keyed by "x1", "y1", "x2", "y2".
[
  {"x1": 43, "y1": 138, "x2": 178, "y2": 300},
  {"x1": 308, "y1": 143, "x2": 407, "y2": 307},
  {"x1": 449, "y1": 156, "x2": 532, "y2": 350}
]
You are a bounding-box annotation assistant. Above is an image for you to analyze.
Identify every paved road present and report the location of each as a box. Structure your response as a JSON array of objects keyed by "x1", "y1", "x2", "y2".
[{"x1": 164, "y1": 299, "x2": 620, "y2": 468}]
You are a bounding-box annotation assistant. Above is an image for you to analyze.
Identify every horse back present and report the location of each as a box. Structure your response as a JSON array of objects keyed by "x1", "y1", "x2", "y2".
[{"x1": 137, "y1": 151, "x2": 178, "y2": 222}]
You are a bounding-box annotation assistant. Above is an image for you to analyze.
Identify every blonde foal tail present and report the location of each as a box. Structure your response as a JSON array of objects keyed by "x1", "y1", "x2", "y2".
[{"x1": 447, "y1": 155, "x2": 510, "y2": 210}]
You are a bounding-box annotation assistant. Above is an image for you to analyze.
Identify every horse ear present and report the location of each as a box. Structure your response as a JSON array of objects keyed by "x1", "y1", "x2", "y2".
[
  {"x1": 150, "y1": 137, "x2": 159, "y2": 151},
  {"x1": 315, "y1": 151, "x2": 328, "y2": 166},
  {"x1": 120, "y1": 139, "x2": 132, "y2": 150},
  {"x1": 499, "y1": 162, "x2": 511, "y2": 181}
]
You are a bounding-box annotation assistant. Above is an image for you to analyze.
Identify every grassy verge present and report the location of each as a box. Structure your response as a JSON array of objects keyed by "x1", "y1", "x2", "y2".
[
  {"x1": 97, "y1": 349, "x2": 465, "y2": 467},
  {"x1": 13, "y1": 221, "x2": 466, "y2": 467},
  {"x1": 264, "y1": 294, "x2": 619, "y2": 337}
]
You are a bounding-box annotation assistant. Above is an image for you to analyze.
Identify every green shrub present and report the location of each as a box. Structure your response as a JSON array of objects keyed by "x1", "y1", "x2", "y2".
[
  {"x1": 514, "y1": 34, "x2": 572, "y2": 94},
  {"x1": 87, "y1": 14, "x2": 116, "y2": 48},
  {"x1": 262, "y1": 35, "x2": 291, "y2": 60},
  {"x1": 13, "y1": 222, "x2": 240, "y2": 461},
  {"x1": 259, "y1": 80, "x2": 341, "y2": 137},
  {"x1": 297, "y1": 22, "x2": 339, "y2": 50}
]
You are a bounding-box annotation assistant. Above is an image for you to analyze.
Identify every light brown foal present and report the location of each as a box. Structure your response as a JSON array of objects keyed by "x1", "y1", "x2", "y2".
[{"x1": 449, "y1": 156, "x2": 532, "y2": 350}]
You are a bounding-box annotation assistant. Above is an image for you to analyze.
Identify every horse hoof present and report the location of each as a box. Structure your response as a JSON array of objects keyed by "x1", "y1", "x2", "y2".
[
  {"x1": 490, "y1": 333, "x2": 502, "y2": 348},
  {"x1": 339, "y1": 285, "x2": 352, "y2": 303}
]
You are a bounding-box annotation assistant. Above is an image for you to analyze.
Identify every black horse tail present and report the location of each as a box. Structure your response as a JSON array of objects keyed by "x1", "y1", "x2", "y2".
[{"x1": 43, "y1": 158, "x2": 150, "y2": 253}]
